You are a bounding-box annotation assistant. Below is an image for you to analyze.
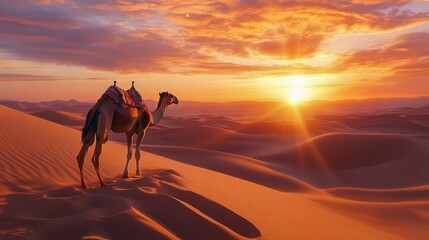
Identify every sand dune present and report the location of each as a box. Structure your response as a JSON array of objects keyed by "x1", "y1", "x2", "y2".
[
  {"x1": 31, "y1": 110, "x2": 85, "y2": 128},
  {"x1": 405, "y1": 113, "x2": 429, "y2": 127},
  {"x1": 266, "y1": 132, "x2": 429, "y2": 170},
  {"x1": 143, "y1": 145, "x2": 318, "y2": 193},
  {"x1": 1, "y1": 105, "x2": 429, "y2": 239},
  {"x1": 312, "y1": 194, "x2": 429, "y2": 240},
  {"x1": 0, "y1": 99, "x2": 93, "y2": 114},
  {"x1": 143, "y1": 125, "x2": 291, "y2": 158},
  {"x1": 236, "y1": 120, "x2": 341, "y2": 135},
  {"x1": 326, "y1": 185, "x2": 429, "y2": 202},
  {"x1": 0, "y1": 105, "x2": 126, "y2": 191},
  {"x1": 160, "y1": 115, "x2": 240, "y2": 129},
  {"x1": 341, "y1": 115, "x2": 429, "y2": 133},
  {"x1": 1, "y1": 170, "x2": 260, "y2": 240},
  {"x1": 0, "y1": 105, "x2": 262, "y2": 239},
  {"x1": 264, "y1": 133, "x2": 429, "y2": 188}
]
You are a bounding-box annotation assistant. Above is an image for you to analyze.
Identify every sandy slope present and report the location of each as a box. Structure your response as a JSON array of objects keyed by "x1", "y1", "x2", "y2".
[
  {"x1": 143, "y1": 145, "x2": 318, "y2": 193},
  {"x1": 0, "y1": 99, "x2": 93, "y2": 114},
  {"x1": 263, "y1": 133, "x2": 429, "y2": 188},
  {"x1": 339, "y1": 115, "x2": 429, "y2": 133},
  {"x1": 31, "y1": 110, "x2": 85, "y2": 129},
  {"x1": 0, "y1": 105, "x2": 264, "y2": 239},
  {"x1": 142, "y1": 125, "x2": 294, "y2": 159},
  {"x1": 1, "y1": 105, "x2": 429, "y2": 239}
]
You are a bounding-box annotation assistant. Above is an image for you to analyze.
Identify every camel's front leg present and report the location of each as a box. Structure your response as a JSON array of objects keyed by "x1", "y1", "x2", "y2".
[
  {"x1": 135, "y1": 131, "x2": 145, "y2": 176},
  {"x1": 122, "y1": 132, "x2": 134, "y2": 178}
]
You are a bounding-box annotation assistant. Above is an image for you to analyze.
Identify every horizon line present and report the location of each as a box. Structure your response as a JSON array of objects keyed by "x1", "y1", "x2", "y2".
[{"x1": 2, "y1": 95, "x2": 429, "y2": 104}]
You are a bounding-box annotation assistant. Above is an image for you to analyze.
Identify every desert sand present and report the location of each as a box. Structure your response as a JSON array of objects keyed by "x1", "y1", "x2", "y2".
[{"x1": 1, "y1": 101, "x2": 429, "y2": 240}]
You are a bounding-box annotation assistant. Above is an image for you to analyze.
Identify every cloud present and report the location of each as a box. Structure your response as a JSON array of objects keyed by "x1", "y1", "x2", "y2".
[
  {"x1": 0, "y1": 73, "x2": 108, "y2": 81},
  {"x1": 255, "y1": 35, "x2": 323, "y2": 58},
  {"x1": 0, "y1": 1, "x2": 189, "y2": 73},
  {"x1": 330, "y1": 31, "x2": 429, "y2": 98},
  {"x1": 0, "y1": 73, "x2": 62, "y2": 81},
  {"x1": 0, "y1": 0, "x2": 428, "y2": 76},
  {"x1": 334, "y1": 31, "x2": 429, "y2": 71}
]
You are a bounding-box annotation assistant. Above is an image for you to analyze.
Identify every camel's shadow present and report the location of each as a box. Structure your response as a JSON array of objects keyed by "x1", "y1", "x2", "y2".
[{"x1": 0, "y1": 169, "x2": 261, "y2": 240}]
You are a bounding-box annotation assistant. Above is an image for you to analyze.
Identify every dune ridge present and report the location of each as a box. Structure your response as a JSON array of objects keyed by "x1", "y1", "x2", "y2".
[
  {"x1": 340, "y1": 115, "x2": 429, "y2": 133},
  {"x1": 30, "y1": 110, "x2": 85, "y2": 128},
  {"x1": 144, "y1": 145, "x2": 319, "y2": 193},
  {"x1": 326, "y1": 185, "x2": 429, "y2": 202},
  {"x1": 263, "y1": 132, "x2": 429, "y2": 188}
]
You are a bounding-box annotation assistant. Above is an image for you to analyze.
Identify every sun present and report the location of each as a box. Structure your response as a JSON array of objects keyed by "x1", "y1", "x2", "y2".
[
  {"x1": 278, "y1": 75, "x2": 313, "y2": 104},
  {"x1": 288, "y1": 87, "x2": 307, "y2": 104}
]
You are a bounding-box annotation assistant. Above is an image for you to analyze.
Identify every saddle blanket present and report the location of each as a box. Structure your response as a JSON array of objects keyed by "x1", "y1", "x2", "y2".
[{"x1": 102, "y1": 85, "x2": 147, "y2": 111}]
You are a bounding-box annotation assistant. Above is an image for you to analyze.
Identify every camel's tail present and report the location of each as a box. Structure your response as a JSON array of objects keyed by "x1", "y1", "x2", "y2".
[{"x1": 81, "y1": 105, "x2": 100, "y2": 144}]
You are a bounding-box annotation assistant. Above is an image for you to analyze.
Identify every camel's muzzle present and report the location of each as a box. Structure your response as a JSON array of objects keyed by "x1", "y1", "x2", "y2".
[{"x1": 172, "y1": 96, "x2": 179, "y2": 104}]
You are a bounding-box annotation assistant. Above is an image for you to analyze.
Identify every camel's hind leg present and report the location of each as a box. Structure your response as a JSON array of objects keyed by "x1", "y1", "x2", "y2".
[
  {"x1": 135, "y1": 131, "x2": 145, "y2": 176},
  {"x1": 122, "y1": 132, "x2": 134, "y2": 178},
  {"x1": 76, "y1": 133, "x2": 95, "y2": 189},
  {"x1": 91, "y1": 113, "x2": 111, "y2": 187}
]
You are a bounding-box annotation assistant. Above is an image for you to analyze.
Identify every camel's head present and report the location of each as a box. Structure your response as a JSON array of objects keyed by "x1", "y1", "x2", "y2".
[{"x1": 159, "y1": 92, "x2": 179, "y2": 105}]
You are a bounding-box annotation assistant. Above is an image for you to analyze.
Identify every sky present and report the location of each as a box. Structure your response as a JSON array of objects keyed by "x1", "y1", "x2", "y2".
[{"x1": 0, "y1": 0, "x2": 428, "y2": 102}]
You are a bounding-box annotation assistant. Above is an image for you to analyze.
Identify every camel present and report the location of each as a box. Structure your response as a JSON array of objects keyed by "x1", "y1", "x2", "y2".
[{"x1": 76, "y1": 82, "x2": 178, "y2": 188}]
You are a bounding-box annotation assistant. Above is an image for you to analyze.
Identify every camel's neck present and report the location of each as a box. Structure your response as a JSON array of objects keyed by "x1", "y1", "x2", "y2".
[{"x1": 150, "y1": 99, "x2": 168, "y2": 126}]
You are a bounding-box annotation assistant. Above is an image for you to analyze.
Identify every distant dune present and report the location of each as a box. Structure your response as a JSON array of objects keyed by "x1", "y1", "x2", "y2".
[
  {"x1": 341, "y1": 115, "x2": 429, "y2": 133},
  {"x1": 160, "y1": 115, "x2": 240, "y2": 129},
  {"x1": 404, "y1": 113, "x2": 429, "y2": 127},
  {"x1": 146, "y1": 125, "x2": 276, "y2": 152},
  {"x1": 326, "y1": 185, "x2": 429, "y2": 202},
  {"x1": 269, "y1": 132, "x2": 429, "y2": 170},
  {"x1": 143, "y1": 145, "x2": 318, "y2": 193},
  {"x1": 236, "y1": 119, "x2": 343, "y2": 135},
  {"x1": 31, "y1": 110, "x2": 85, "y2": 128},
  {"x1": 0, "y1": 99, "x2": 93, "y2": 114},
  {"x1": 264, "y1": 133, "x2": 429, "y2": 188}
]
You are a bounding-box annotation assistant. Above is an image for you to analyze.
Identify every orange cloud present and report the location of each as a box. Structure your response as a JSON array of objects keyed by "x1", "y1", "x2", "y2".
[
  {"x1": 0, "y1": 0, "x2": 428, "y2": 88},
  {"x1": 334, "y1": 32, "x2": 429, "y2": 71},
  {"x1": 255, "y1": 35, "x2": 323, "y2": 58}
]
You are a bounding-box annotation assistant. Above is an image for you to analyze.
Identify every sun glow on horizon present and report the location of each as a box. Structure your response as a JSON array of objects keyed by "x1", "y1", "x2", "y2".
[
  {"x1": 288, "y1": 87, "x2": 308, "y2": 104},
  {"x1": 284, "y1": 75, "x2": 311, "y2": 105}
]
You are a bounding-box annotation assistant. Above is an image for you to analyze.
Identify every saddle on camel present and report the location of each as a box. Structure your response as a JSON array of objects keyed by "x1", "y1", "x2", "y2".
[
  {"x1": 104, "y1": 80, "x2": 149, "y2": 112},
  {"x1": 76, "y1": 81, "x2": 179, "y2": 188}
]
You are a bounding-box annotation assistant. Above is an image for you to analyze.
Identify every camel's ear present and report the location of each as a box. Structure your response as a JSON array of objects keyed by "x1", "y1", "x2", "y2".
[{"x1": 159, "y1": 92, "x2": 162, "y2": 96}]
